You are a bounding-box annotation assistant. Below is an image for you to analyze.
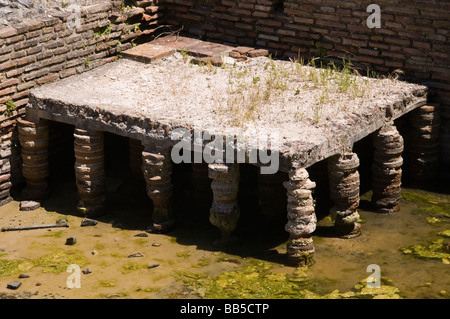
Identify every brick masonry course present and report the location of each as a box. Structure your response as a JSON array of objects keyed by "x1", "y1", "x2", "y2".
[
  {"x1": 161, "y1": 0, "x2": 450, "y2": 183},
  {"x1": 0, "y1": 0, "x2": 166, "y2": 201}
]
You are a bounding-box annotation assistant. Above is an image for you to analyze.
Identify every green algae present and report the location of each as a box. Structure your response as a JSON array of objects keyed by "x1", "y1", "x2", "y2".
[
  {"x1": 33, "y1": 249, "x2": 87, "y2": 273},
  {"x1": 0, "y1": 249, "x2": 87, "y2": 276},
  {"x1": 402, "y1": 189, "x2": 450, "y2": 218},
  {"x1": 98, "y1": 280, "x2": 117, "y2": 288},
  {"x1": 439, "y1": 230, "x2": 450, "y2": 238},
  {"x1": 401, "y1": 239, "x2": 450, "y2": 263},
  {"x1": 192, "y1": 257, "x2": 211, "y2": 268},
  {"x1": 176, "y1": 260, "x2": 401, "y2": 299},
  {"x1": 122, "y1": 262, "x2": 147, "y2": 273},
  {"x1": 41, "y1": 230, "x2": 65, "y2": 238}
]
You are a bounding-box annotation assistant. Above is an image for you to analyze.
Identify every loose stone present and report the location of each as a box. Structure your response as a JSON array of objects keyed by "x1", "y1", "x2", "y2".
[
  {"x1": 80, "y1": 218, "x2": 98, "y2": 227},
  {"x1": 65, "y1": 237, "x2": 77, "y2": 245},
  {"x1": 19, "y1": 200, "x2": 40, "y2": 211},
  {"x1": 7, "y1": 281, "x2": 21, "y2": 290}
]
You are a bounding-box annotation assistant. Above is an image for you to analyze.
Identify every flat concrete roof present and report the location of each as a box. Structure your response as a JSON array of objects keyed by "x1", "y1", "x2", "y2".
[{"x1": 26, "y1": 37, "x2": 427, "y2": 171}]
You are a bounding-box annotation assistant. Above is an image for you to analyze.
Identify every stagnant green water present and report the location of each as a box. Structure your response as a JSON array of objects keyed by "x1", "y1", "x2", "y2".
[
  {"x1": 1, "y1": 167, "x2": 448, "y2": 299},
  {"x1": 171, "y1": 188, "x2": 450, "y2": 299}
]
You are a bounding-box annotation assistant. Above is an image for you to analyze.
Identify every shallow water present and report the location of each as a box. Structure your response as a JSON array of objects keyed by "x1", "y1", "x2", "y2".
[{"x1": 0, "y1": 165, "x2": 449, "y2": 299}]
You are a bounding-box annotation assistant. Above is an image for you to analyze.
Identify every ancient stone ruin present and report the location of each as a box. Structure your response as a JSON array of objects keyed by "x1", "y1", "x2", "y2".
[{"x1": 1, "y1": 0, "x2": 448, "y2": 267}]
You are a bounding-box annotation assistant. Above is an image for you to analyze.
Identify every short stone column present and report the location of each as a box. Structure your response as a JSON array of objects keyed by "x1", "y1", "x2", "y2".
[
  {"x1": 283, "y1": 168, "x2": 317, "y2": 267},
  {"x1": 17, "y1": 118, "x2": 49, "y2": 201},
  {"x1": 258, "y1": 170, "x2": 287, "y2": 218},
  {"x1": 372, "y1": 124, "x2": 404, "y2": 214},
  {"x1": 142, "y1": 142, "x2": 174, "y2": 233},
  {"x1": 74, "y1": 128, "x2": 105, "y2": 217},
  {"x1": 408, "y1": 104, "x2": 440, "y2": 186},
  {"x1": 328, "y1": 152, "x2": 361, "y2": 238},
  {"x1": 208, "y1": 163, "x2": 240, "y2": 246}
]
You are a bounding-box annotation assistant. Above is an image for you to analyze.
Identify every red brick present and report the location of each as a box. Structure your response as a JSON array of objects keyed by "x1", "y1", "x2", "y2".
[
  {"x1": 0, "y1": 61, "x2": 17, "y2": 71},
  {"x1": 0, "y1": 87, "x2": 16, "y2": 97},
  {"x1": 36, "y1": 73, "x2": 59, "y2": 85},
  {"x1": 0, "y1": 79, "x2": 19, "y2": 90},
  {"x1": 0, "y1": 27, "x2": 17, "y2": 39}
]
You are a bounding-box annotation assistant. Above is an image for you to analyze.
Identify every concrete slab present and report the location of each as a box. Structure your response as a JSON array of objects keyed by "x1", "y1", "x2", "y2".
[
  {"x1": 184, "y1": 40, "x2": 234, "y2": 57},
  {"x1": 26, "y1": 39, "x2": 427, "y2": 171}
]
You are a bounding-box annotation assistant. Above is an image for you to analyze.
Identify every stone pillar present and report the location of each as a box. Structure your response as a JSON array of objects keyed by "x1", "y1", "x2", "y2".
[
  {"x1": 208, "y1": 163, "x2": 240, "y2": 246},
  {"x1": 191, "y1": 161, "x2": 212, "y2": 212},
  {"x1": 258, "y1": 170, "x2": 287, "y2": 218},
  {"x1": 372, "y1": 124, "x2": 403, "y2": 214},
  {"x1": 129, "y1": 137, "x2": 145, "y2": 185},
  {"x1": 328, "y1": 152, "x2": 361, "y2": 238},
  {"x1": 283, "y1": 167, "x2": 316, "y2": 267},
  {"x1": 74, "y1": 128, "x2": 105, "y2": 217},
  {"x1": 142, "y1": 141, "x2": 174, "y2": 233},
  {"x1": 17, "y1": 118, "x2": 49, "y2": 201},
  {"x1": 408, "y1": 104, "x2": 440, "y2": 186},
  {"x1": 0, "y1": 130, "x2": 13, "y2": 205}
]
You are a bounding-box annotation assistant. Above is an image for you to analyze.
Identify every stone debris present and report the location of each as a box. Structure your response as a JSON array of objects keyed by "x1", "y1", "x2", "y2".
[
  {"x1": 134, "y1": 232, "x2": 148, "y2": 237},
  {"x1": 19, "y1": 200, "x2": 41, "y2": 211},
  {"x1": 18, "y1": 274, "x2": 30, "y2": 279},
  {"x1": 80, "y1": 218, "x2": 98, "y2": 227},
  {"x1": 65, "y1": 237, "x2": 77, "y2": 245},
  {"x1": 7, "y1": 281, "x2": 22, "y2": 290},
  {"x1": 82, "y1": 268, "x2": 92, "y2": 275},
  {"x1": 147, "y1": 263, "x2": 160, "y2": 269},
  {"x1": 127, "y1": 252, "x2": 143, "y2": 258}
]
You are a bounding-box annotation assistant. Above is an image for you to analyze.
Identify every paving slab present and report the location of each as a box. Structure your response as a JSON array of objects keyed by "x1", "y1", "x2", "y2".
[
  {"x1": 150, "y1": 35, "x2": 201, "y2": 50},
  {"x1": 121, "y1": 43, "x2": 175, "y2": 63}
]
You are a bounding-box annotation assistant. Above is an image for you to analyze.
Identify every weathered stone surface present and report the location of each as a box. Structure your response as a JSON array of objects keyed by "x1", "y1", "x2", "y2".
[
  {"x1": 284, "y1": 167, "x2": 316, "y2": 267},
  {"x1": 74, "y1": 129, "x2": 105, "y2": 217},
  {"x1": 142, "y1": 143, "x2": 174, "y2": 233},
  {"x1": 122, "y1": 43, "x2": 175, "y2": 63},
  {"x1": 209, "y1": 163, "x2": 240, "y2": 245},
  {"x1": 408, "y1": 104, "x2": 440, "y2": 185},
  {"x1": 65, "y1": 237, "x2": 77, "y2": 245},
  {"x1": 19, "y1": 200, "x2": 40, "y2": 211},
  {"x1": 17, "y1": 118, "x2": 49, "y2": 201},
  {"x1": 372, "y1": 124, "x2": 404, "y2": 214},
  {"x1": 80, "y1": 218, "x2": 98, "y2": 227},
  {"x1": 6, "y1": 281, "x2": 21, "y2": 290},
  {"x1": 328, "y1": 152, "x2": 361, "y2": 238},
  {"x1": 27, "y1": 47, "x2": 427, "y2": 171}
]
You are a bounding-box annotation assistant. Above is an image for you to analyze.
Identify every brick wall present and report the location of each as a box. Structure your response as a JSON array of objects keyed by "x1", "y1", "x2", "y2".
[
  {"x1": 0, "y1": 0, "x2": 165, "y2": 203},
  {"x1": 162, "y1": 0, "x2": 450, "y2": 183}
]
